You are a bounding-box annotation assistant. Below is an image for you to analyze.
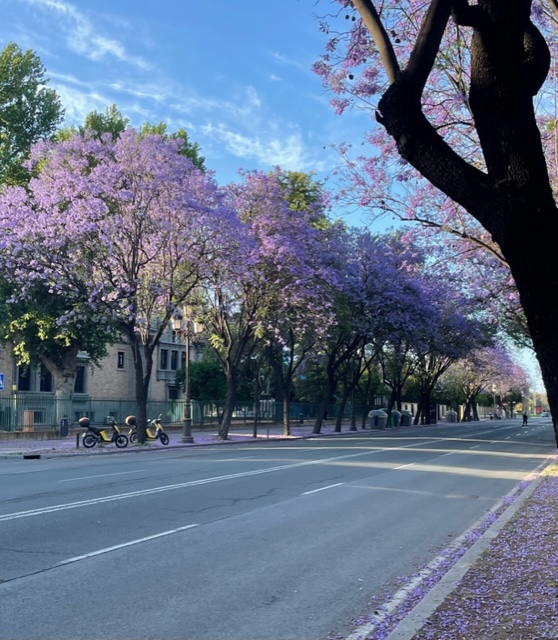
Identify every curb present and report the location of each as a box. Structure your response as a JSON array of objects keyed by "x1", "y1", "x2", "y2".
[{"x1": 361, "y1": 457, "x2": 556, "y2": 640}]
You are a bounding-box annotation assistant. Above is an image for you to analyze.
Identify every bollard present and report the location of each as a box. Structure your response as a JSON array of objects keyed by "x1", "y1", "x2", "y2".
[{"x1": 76, "y1": 432, "x2": 80, "y2": 449}]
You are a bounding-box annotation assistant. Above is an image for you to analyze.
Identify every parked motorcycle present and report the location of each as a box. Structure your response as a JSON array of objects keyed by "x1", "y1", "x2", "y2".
[
  {"x1": 126, "y1": 414, "x2": 170, "y2": 445},
  {"x1": 79, "y1": 416, "x2": 129, "y2": 448}
]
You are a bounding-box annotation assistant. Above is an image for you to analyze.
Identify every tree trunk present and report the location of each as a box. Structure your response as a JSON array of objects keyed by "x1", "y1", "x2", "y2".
[
  {"x1": 472, "y1": 400, "x2": 479, "y2": 421},
  {"x1": 414, "y1": 389, "x2": 432, "y2": 425},
  {"x1": 127, "y1": 330, "x2": 150, "y2": 443},
  {"x1": 40, "y1": 343, "x2": 79, "y2": 427},
  {"x1": 462, "y1": 397, "x2": 473, "y2": 422},
  {"x1": 313, "y1": 366, "x2": 336, "y2": 434},
  {"x1": 282, "y1": 396, "x2": 291, "y2": 436},
  {"x1": 219, "y1": 365, "x2": 239, "y2": 440}
]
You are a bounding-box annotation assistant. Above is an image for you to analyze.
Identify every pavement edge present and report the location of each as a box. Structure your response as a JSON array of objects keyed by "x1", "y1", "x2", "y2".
[{"x1": 382, "y1": 457, "x2": 555, "y2": 640}]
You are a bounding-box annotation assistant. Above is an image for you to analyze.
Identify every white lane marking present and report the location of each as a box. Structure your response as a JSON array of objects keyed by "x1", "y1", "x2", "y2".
[
  {"x1": 58, "y1": 470, "x2": 145, "y2": 483},
  {"x1": 0, "y1": 449, "x2": 383, "y2": 522},
  {"x1": 0, "y1": 436, "x2": 490, "y2": 523},
  {"x1": 58, "y1": 524, "x2": 199, "y2": 566},
  {"x1": 8, "y1": 468, "x2": 51, "y2": 475},
  {"x1": 440, "y1": 452, "x2": 454, "y2": 457},
  {"x1": 302, "y1": 483, "x2": 344, "y2": 495},
  {"x1": 470, "y1": 445, "x2": 481, "y2": 449},
  {"x1": 393, "y1": 463, "x2": 415, "y2": 470}
]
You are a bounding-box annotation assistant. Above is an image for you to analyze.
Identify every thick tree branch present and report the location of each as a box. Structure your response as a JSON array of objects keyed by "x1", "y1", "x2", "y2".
[
  {"x1": 351, "y1": 0, "x2": 507, "y2": 231},
  {"x1": 351, "y1": 0, "x2": 400, "y2": 83},
  {"x1": 406, "y1": 0, "x2": 454, "y2": 92}
]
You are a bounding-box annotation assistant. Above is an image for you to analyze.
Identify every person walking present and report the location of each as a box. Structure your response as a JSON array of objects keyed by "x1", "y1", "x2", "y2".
[{"x1": 522, "y1": 411, "x2": 528, "y2": 427}]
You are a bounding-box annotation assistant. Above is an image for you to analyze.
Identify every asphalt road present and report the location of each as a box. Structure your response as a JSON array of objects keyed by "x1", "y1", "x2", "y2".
[{"x1": 0, "y1": 419, "x2": 554, "y2": 640}]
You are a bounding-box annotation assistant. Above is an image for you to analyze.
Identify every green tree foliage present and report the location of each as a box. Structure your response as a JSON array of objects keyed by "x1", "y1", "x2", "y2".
[
  {"x1": 56, "y1": 104, "x2": 130, "y2": 142},
  {"x1": 140, "y1": 122, "x2": 205, "y2": 171},
  {"x1": 179, "y1": 359, "x2": 227, "y2": 403},
  {"x1": 0, "y1": 42, "x2": 64, "y2": 186},
  {"x1": 57, "y1": 106, "x2": 206, "y2": 170},
  {"x1": 83, "y1": 104, "x2": 130, "y2": 140},
  {"x1": 277, "y1": 171, "x2": 327, "y2": 221},
  {"x1": 1, "y1": 283, "x2": 117, "y2": 399}
]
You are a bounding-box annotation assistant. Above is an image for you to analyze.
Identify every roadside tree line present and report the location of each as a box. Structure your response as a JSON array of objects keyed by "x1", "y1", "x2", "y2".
[{"x1": 0, "y1": 42, "x2": 529, "y2": 442}]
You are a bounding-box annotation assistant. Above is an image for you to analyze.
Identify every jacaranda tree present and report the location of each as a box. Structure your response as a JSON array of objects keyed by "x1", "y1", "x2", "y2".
[
  {"x1": 203, "y1": 168, "x2": 342, "y2": 439},
  {"x1": 0, "y1": 129, "x2": 236, "y2": 440}
]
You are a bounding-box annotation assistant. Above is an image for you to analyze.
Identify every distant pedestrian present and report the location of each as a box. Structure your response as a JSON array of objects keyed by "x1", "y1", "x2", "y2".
[{"x1": 522, "y1": 411, "x2": 528, "y2": 427}]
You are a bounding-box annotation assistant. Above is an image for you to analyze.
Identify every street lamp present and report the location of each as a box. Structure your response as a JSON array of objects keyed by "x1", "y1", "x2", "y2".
[{"x1": 172, "y1": 311, "x2": 194, "y2": 443}]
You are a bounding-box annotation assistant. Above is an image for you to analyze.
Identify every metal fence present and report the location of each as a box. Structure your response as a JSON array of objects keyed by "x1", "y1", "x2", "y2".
[{"x1": 0, "y1": 395, "x2": 372, "y2": 432}]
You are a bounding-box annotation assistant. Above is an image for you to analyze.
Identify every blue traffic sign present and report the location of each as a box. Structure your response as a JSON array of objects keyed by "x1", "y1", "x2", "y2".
[{"x1": 0, "y1": 373, "x2": 4, "y2": 391}]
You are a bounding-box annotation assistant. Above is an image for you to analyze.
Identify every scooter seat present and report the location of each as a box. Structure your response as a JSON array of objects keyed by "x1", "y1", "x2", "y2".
[{"x1": 86, "y1": 425, "x2": 104, "y2": 436}]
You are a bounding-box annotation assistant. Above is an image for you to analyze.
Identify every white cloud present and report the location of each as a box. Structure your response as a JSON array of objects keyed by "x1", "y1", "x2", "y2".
[
  {"x1": 23, "y1": 0, "x2": 151, "y2": 70},
  {"x1": 270, "y1": 50, "x2": 307, "y2": 72},
  {"x1": 201, "y1": 123, "x2": 308, "y2": 170},
  {"x1": 53, "y1": 80, "x2": 151, "y2": 126},
  {"x1": 53, "y1": 83, "x2": 111, "y2": 124}
]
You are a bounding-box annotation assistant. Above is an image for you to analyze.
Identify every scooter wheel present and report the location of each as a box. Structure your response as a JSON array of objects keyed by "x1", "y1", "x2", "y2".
[
  {"x1": 129, "y1": 431, "x2": 138, "y2": 444},
  {"x1": 160, "y1": 432, "x2": 169, "y2": 445},
  {"x1": 82, "y1": 434, "x2": 96, "y2": 448},
  {"x1": 115, "y1": 435, "x2": 129, "y2": 448}
]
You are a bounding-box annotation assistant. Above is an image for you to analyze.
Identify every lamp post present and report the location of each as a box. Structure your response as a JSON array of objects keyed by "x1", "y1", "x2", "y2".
[{"x1": 172, "y1": 311, "x2": 194, "y2": 443}]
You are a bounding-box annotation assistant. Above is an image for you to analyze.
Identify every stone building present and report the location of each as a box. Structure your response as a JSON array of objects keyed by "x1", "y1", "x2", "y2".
[{"x1": 0, "y1": 325, "x2": 191, "y2": 430}]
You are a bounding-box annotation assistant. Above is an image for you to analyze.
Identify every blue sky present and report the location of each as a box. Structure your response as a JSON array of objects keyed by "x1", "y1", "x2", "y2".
[{"x1": 0, "y1": 0, "x2": 368, "y2": 207}]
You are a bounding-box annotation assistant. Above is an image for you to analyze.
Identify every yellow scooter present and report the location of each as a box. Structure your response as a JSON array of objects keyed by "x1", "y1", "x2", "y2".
[
  {"x1": 79, "y1": 417, "x2": 129, "y2": 448},
  {"x1": 126, "y1": 414, "x2": 170, "y2": 445}
]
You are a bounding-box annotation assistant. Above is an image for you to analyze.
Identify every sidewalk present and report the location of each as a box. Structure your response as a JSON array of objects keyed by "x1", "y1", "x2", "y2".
[{"x1": 0, "y1": 421, "x2": 355, "y2": 458}]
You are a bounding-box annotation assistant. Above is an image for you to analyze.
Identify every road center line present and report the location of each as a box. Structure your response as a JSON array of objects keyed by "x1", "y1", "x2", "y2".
[
  {"x1": 58, "y1": 470, "x2": 145, "y2": 483},
  {"x1": 57, "y1": 524, "x2": 199, "y2": 566}
]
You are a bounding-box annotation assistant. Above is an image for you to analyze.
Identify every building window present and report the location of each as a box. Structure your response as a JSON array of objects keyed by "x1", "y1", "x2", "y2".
[
  {"x1": 117, "y1": 352, "x2": 125, "y2": 369},
  {"x1": 160, "y1": 349, "x2": 168, "y2": 370},
  {"x1": 18, "y1": 366, "x2": 31, "y2": 391},
  {"x1": 171, "y1": 350, "x2": 178, "y2": 371},
  {"x1": 74, "y1": 365, "x2": 86, "y2": 394},
  {"x1": 39, "y1": 365, "x2": 52, "y2": 392},
  {"x1": 168, "y1": 386, "x2": 180, "y2": 400}
]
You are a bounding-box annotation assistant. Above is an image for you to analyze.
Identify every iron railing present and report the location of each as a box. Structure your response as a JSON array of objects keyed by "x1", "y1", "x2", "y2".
[{"x1": 0, "y1": 395, "x2": 374, "y2": 432}]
